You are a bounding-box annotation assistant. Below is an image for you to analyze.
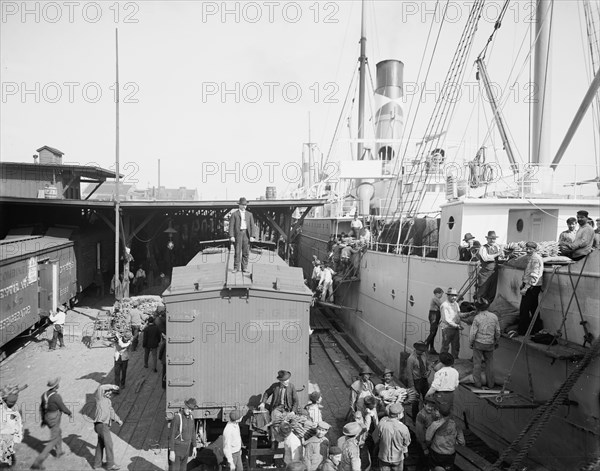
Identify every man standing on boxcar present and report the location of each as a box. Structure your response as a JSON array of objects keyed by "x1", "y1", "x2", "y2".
[
  {"x1": 48, "y1": 305, "x2": 67, "y2": 350},
  {"x1": 31, "y1": 377, "x2": 72, "y2": 469},
  {"x1": 259, "y1": 370, "x2": 299, "y2": 413},
  {"x1": 229, "y1": 197, "x2": 256, "y2": 273},
  {"x1": 168, "y1": 398, "x2": 198, "y2": 471}
]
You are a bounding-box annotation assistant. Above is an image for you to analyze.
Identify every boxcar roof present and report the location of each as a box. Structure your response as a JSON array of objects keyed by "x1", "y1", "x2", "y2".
[
  {"x1": 165, "y1": 248, "x2": 312, "y2": 297},
  {"x1": 0, "y1": 235, "x2": 74, "y2": 263}
]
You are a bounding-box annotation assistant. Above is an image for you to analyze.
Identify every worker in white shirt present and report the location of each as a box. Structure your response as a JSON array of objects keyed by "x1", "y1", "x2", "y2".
[
  {"x1": 425, "y1": 353, "x2": 459, "y2": 414},
  {"x1": 280, "y1": 422, "x2": 303, "y2": 465},
  {"x1": 311, "y1": 260, "x2": 322, "y2": 292},
  {"x1": 223, "y1": 409, "x2": 244, "y2": 470},
  {"x1": 439, "y1": 288, "x2": 463, "y2": 359},
  {"x1": 48, "y1": 305, "x2": 67, "y2": 350},
  {"x1": 318, "y1": 265, "x2": 335, "y2": 303}
]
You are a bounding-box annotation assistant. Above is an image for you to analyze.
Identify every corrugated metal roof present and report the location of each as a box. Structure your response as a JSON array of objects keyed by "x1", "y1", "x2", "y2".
[
  {"x1": 166, "y1": 249, "x2": 311, "y2": 297},
  {"x1": 0, "y1": 236, "x2": 73, "y2": 263}
]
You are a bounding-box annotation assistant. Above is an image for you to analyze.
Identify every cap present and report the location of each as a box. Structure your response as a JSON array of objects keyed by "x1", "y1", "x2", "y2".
[
  {"x1": 389, "y1": 403, "x2": 404, "y2": 415},
  {"x1": 474, "y1": 298, "x2": 490, "y2": 310},
  {"x1": 525, "y1": 241, "x2": 538, "y2": 249},
  {"x1": 329, "y1": 446, "x2": 342, "y2": 456},
  {"x1": 342, "y1": 422, "x2": 362, "y2": 436},
  {"x1": 413, "y1": 341, "x2": 428, "y2": 351},
  {"x1": 317, "y1": 421, "x2": 331, "y2": 430},
  {"x1": 439, "y1": 352, "x2": 455, "y2": 366},
  {"x1": 577, "y1": 210, "x2": 589, "y2": 217}
]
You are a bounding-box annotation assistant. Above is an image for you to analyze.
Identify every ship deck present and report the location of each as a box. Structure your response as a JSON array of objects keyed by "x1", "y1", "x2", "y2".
[{"x1": 1, "y1": 292, "x2": 496, "y2": 471}]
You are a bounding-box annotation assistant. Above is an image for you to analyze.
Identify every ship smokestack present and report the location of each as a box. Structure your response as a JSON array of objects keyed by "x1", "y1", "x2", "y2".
[{"x1": 372, "y1": 60, "x2": 404, "y2": 210}]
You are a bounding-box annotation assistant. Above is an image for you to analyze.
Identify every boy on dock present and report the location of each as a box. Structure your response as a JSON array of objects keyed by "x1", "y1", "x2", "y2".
[
  {"x1": 425, "y1": 407, "x2": 465, "y2": 470},
  {"x1": 93, "y1": 384, "x2": 122, "y2": 471}
]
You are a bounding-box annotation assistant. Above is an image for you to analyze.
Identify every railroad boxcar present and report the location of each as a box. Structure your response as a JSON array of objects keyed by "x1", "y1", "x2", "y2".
[
  {"x1": 0, "y1": 236, "x2": 77, "y2": 349},
  {"x1": 163, "y1": 247, "x2": 312, "y2": 438}
]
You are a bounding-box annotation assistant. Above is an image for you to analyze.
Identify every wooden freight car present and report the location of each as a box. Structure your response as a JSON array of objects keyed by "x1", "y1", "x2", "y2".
[
  {"x1": 163, "y1": 247, "x2": 312, "y2": 438},
  {"x1": 0, "y1": 236, "x2": 77, "y2": 349}
]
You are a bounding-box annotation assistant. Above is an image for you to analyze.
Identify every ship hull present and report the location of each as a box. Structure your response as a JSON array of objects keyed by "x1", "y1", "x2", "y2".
[{"x1": 298, "y1": 219, "x2": 600, "y2": 470}]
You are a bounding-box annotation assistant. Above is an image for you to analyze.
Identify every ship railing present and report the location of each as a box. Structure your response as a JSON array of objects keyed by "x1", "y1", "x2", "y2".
[{"x1": 368, "y1": 241, "x2": 439, "y2": 258}]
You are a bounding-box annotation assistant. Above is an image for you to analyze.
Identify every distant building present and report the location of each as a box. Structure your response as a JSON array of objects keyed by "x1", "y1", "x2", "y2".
[
  {"x1": 83, "y1": 184, "x2": 198, "y2": 201},
  {"x1": 0, "y1": 146, "x2": 118, "y2": 200}
]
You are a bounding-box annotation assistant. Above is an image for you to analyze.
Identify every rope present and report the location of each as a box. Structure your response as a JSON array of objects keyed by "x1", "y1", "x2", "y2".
[
  {"x1": 490, "y1": 335, "x2": 600, "y2": 470},
  {"x1": 478, "y1": 0, "x2": 511, "y2": 60}
]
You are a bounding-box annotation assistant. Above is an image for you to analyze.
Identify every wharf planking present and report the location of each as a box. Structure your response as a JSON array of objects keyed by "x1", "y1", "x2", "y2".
[
  {"x1": 3, "y1": 289, "x2": 494, "y2": 471},
  {"x1": 0, "y1": 295, "x2": 168, "y2": 471}
]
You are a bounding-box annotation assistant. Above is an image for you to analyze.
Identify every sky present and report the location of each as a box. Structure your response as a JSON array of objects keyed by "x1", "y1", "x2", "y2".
[{"x1": 2, "y1": 0, "x2": 598, "y2": 200}]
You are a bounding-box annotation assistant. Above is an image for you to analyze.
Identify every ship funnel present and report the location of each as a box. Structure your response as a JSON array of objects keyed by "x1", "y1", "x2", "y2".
[
  {"x1": 375, "y1": 60, "x2": 404, "y2": 162},
  {"x1": 357, "y1": 182, "x2": 375, "y2": 216}
]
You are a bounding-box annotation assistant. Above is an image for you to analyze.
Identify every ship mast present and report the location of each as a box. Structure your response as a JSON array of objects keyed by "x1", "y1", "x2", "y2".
[
  {"x1": 357, "y1": 0, "x2": 367, "y2": 161},
  {"x1": 531, "y1": 0, "x2": 552, "y2": 167}
]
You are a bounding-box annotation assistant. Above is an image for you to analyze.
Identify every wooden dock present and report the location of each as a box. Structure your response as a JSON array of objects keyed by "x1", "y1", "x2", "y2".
[{"x1": 2, "y1": 293, "x2": 498, "y2": 471}]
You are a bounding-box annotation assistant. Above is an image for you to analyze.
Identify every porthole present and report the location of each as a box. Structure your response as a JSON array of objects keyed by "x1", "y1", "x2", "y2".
[
  {"x1": 448, "y1": 216, "x2": 455, "y2": 229},
  {"x1": 516, "y1": 218, "x2": 524, "y2": 232}
]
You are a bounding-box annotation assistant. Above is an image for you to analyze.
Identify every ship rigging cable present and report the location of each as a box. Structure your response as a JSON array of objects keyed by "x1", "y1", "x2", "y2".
[
  {"x1": 399, "y1": 0, "x2": 487, "y2": 219},
  {"x1": 377, "y1": 0, "x2": 447, "y2": 232},
  {"x1": 490, "y1": 334, "x2": 600, "y2": 471}
]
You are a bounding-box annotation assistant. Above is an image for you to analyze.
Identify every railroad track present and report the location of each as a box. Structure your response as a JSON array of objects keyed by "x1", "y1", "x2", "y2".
[{"x1": 311, "y1": 304, "x2": 495, "y2": 471}]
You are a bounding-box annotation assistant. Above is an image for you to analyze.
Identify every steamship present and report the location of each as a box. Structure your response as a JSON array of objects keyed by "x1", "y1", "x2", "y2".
[{"x1": 294, "y1": 1, "x2": 600, "y2": 469}]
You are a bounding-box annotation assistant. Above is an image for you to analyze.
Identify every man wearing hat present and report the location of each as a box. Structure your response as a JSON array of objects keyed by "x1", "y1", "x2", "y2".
[
  {"x1": 229, "y1": 197, "x2": 256, "y2": 273},
  {"x1": 459, "y1": 233, "x2": 476, "y2": 262},
  {"x1": 559, "y1": 210, "x2": 594, "y2": 260},
  {"x1": 339, "y1": 422, "x2": 362, "y2": 471},
  {"x1": 31, "y1": 378, "x2": 73, "y2": 469},
  {"x1": 477, "y1": 230, "x2": 504, "y2": 301},
  {"x1": 0, "y1": 390, "x2": 22, "y2": 468},
  {"x1": 223, "y1": 409, "x2": 243, "y2": 471},
  {"x1": 168, "y1": 398, "x2": 198, "y2": 471},
  {"x1": 380, "y1": 368, "x2": 400, "y2": 390},
  {"x1": 260, "y1": 370, "x2": 299, "y2": 413},
  {"x1": 439, "y1": 288, "x2": 463, "y2": 359},
  {"x1": 406, "y1": 342, "x2": 429, "y2": 419},
  {"x1": 304, "y1": 421, "x2": 330, "y2": 471},
  {"x1": 320, "y1": 445, "x2": 343, "y2": 471},
  {"x1": 415, "y1": 397, "x2": 440, "y2": 468},
  {"x1": 48, "y1": 304, "x2": 67, "y2": 351},
  {"x1": 426, "y1": 353, "x2": 459, "y2": 414},
  {"x1": 469, "y1": 298, "x2": 500, "y2": 388},
  {"x1": 517, "y1": 242, "x2": 544, "y2": 336},
  {"x1": 373, "y1": 403, "x2": 410, "y2": 471},
  {"x1": 93, "y1": 383, "x2": 123, "y2": 470},
  {"x1": 113, "y1": 331, "x2": 132, "y2": 390},
  {"x1": 350, "y1": 367, "x2": 375, "y2": 416}
]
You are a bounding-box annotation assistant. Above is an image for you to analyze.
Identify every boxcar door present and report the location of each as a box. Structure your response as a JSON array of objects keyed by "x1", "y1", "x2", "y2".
[{"x1": 38, "y1": 262, "x2": 58, "y2": 315}]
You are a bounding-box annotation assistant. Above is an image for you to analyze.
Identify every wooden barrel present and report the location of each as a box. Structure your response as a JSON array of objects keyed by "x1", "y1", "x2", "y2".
[{"x1": 265, "y1": 186, "x2": 277, "y2": 200}]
